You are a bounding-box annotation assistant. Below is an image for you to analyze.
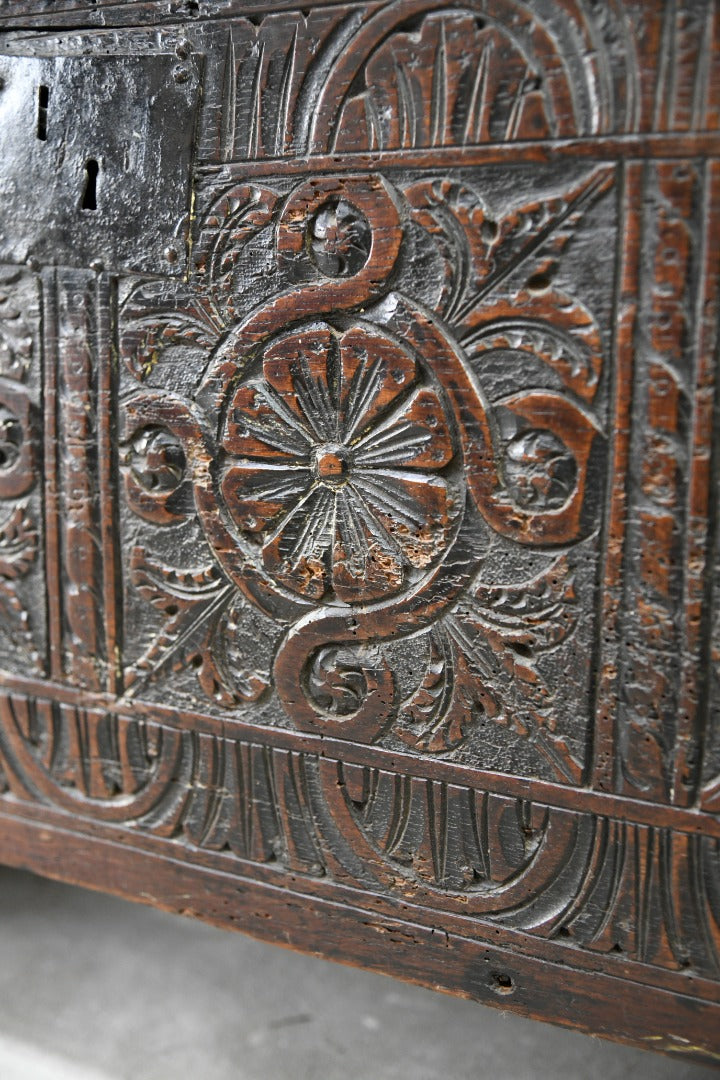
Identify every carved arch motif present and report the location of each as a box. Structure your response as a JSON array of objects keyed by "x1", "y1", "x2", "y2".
[{"x1": 294, "y1": 0, "x2": 639, "y2": 153}]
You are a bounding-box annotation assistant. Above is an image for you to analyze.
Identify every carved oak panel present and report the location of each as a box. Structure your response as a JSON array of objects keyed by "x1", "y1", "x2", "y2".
[{"x1": 0, "y1": 0, "x2": 719, "y2": 1062}]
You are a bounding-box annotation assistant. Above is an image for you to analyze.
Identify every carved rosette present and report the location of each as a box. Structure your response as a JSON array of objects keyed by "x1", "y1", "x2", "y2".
[
  {"x1": 118, "y1": 163, "x2": 609, "y2": 780},
  {"x1": 220, "y1": 321, "x2": 460, "y2": 603}
]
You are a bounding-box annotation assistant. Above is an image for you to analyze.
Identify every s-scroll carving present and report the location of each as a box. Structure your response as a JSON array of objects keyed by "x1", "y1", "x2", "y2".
[{"x1": 120, "y1": 164, "x2": 612, "y2": 766}]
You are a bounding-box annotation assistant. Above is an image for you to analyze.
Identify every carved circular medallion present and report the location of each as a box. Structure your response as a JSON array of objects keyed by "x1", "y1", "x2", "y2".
[
  {"x1": 502, "y1": 429, "x2": 578, "y2": 511},
  {"x1": 119, "y1": 166, "x2": 608, "y2": 754},
  {"x1": 309, "y1": 199, "x2": 372, "y2": 277},
  {"x1": 217, "y1": 319, "x2": 463, "y2": 605}
]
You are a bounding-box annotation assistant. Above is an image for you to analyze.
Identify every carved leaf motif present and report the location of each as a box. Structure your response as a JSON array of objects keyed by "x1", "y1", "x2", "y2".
[
  {"x1": 120, "y1": 187, "x2": 280, "y2": 384},
  {"x1": 0, "y1": 507, "x2": 37, "y2": 580},
  {"x1": 469, "y1": 167, "x2": 615, "y2": 309},
  {"x1": 121, "y1": 300, "x2": 222, "y2": 384},
  {"x1": 129, "y1": 550, "x2": 268, "y2": 708},
  {"x1": 192, "y1": 184, "x2": 280, "y2": 323},
  {"x1": 398, "y1": 629, "x2": 498, "y2": 754},
  {"x1": 464, "y1": 294, "x2": 603, "y2": 404},
  {"x1": 404, "y1": 179, "x2": 498, "y2": 322},
  {"x1": 129, "y1": 548, "x2": 231, "y2": 685},
  {"x1": 406, "y1": 166, "x2": 613, "y2": 342},
  {"x1": 467, "y1": 557, "x2": 578, "y2": 655},
  {"x1": 0, "y1": 507, "x2": 38, "y2": 666},
  {"x1": 450, "y1": 558, "x2": 578, "y2": 715},
  {"x1": 307, "y1": 644, "x2": 380, "y2": 718},
  {"x1": 451, "y1": 559, "x2": 583, "y2": 782},
  {"x1": 193, "y1": 644, "x2": 269, "y2": 710},
  {"x1": 399, "y1": 559, "x2": 581, "y2": 774},
  {"x1": 204, "y1": 599, "x2": 270, "y2": 707}
]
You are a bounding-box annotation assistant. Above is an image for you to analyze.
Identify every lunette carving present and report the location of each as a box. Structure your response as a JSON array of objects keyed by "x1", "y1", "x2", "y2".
[{"x1": 0, "y1": 688, "x2": 718, "y2": 981}]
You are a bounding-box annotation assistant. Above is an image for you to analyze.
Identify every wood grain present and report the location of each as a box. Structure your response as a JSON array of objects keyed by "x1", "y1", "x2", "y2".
[{"x1": 0, "y1": 0, "x2": 718, "y2": 1061}]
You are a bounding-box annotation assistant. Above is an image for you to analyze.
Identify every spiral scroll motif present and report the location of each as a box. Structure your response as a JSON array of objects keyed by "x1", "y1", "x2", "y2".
[
  {"x1": 120, "y1": 163, "x2": 609, "y2": 758},
  {"x1": 154, "y1": 172, "x2": 600, "y2": 744}
]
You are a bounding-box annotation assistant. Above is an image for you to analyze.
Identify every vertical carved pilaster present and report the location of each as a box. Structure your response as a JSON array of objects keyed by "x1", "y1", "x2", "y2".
[
  {"x1": 41, "y1": 269, "x2": 119, "y2": 692},
  {"x1": 604, "y1": 161, "x2": 720, "y2": 805},
  {"x1": 591, "y1": 162, "x2": 642, "y2": 793}
]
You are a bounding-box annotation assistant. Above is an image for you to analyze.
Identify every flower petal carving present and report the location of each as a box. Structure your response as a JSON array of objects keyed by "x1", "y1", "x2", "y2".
[
  {"x1": 351, "y1": 471, "x2": 453, "y2": 571},
  {"x1": 331, "y1": 486, "x2": 406, "y2": 602},
  {"x1": 353, "y1": 387, "x2": 454, "y2": 471},
  {"x1": 221, "y1": 462, "x2": 311, "y2": 533},
  {"x1": 224, "y1": 383, "x2": 314, "y2": 460},
  {"x1": 260, "y1": 324, "x2": 339, "y2": 441},
  {"x1": 261, "y1": 488, "x2": 335, "y2": 601},
  {"x1": 336, "y1": 325, "x2": 416, "y2": 439},
  {"x1": 221, "y1": 320, "x2": 458, "y2": 604}
]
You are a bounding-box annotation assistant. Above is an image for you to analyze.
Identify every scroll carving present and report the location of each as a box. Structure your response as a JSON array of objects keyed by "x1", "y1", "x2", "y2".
[
  {"x1": 0, "y1": 3, "x2": 718, "y2": 1049},
  {"x1": 117, "y1": 163, "x2": 611, "y2": 781}
]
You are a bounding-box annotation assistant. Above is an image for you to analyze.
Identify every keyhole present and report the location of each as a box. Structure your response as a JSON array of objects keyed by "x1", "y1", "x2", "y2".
[
  {"x1": 81, "y1": 159, "x2": 99, "y2": 211},
  {"x1": 37, "y1": 84, "x2": 49, "y2": 141}
]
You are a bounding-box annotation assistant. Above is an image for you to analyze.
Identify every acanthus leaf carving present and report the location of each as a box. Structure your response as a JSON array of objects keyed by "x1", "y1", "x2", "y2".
[
  {"x1": 397, "y1": 629, "x2": 500, "y2": 754},
  {"x1": 396, "y1": 557, "x2": 583, "y2": 781},
  {"x1": 0, "y1": 506, "x2": 39, "y2": 670},
  {"x1": 127, "y1": 549, "x2": 269, "y2": 708}
]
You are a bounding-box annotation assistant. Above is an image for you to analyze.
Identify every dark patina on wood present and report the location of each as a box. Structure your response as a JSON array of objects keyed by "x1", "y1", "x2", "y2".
[{"x1": 0, "y1": 0, "x2": 719, "y2": 1062}]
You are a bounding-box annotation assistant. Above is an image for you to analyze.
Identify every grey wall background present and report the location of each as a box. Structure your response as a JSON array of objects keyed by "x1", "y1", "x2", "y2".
[{"x1": 0, "y1": 867, "x2": 713, "y2": 1080}]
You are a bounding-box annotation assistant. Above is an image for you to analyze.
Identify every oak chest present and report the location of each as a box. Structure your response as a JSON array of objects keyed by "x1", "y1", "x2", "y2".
[{"x1": 0, "y1": 0, "x2": 719, "y2": 1062}]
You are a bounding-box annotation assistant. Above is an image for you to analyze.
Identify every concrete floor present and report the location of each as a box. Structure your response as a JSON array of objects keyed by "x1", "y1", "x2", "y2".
[{"x1": 0, "y1": 867, "x2": 714, "y2": 1080}]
